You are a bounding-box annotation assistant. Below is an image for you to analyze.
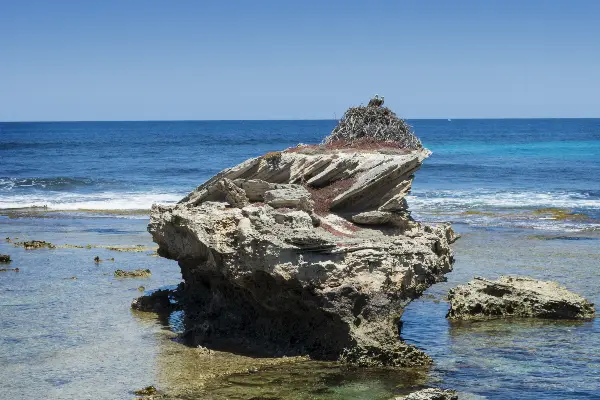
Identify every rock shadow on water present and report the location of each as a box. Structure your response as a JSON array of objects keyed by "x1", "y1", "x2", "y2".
[{"x1": 132, "y1": 284, "x2": 437, "y2": 400}]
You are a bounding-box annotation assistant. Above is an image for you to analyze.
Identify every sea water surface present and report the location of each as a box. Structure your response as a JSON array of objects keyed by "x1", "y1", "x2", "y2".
[{"x1": 1, "y1": 119, "x2": 599, "y2": 399}]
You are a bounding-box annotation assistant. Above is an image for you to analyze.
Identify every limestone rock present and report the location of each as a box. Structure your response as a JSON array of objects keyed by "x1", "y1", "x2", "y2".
[
  {"x1": 447, "y1": 276, "x2": 595, "y2": 320},
  {"x1": 264, "y1": 186, "x2": 313, "y2": 211},
  {"x1": 351, "y1": 211, "x2": 416, "y2": 229},
  {"x1": 180, "y1": 148, "x2": 430, "y2": 213},
  {"x1": 149, "y1": 146, "x2": 456, "y2": 367},
  {"x1": 395, "y1": 388, "x2": 458, "y2": 400},
  {"x1": 352, "y1": 211, "x2": 392, "y2": 225},
  {"x1": 217, "y1": 178, "x2": 249, "y2": 208},
  {"x1": 232, "y1": 179, "x2": 285, "y2": 202}
]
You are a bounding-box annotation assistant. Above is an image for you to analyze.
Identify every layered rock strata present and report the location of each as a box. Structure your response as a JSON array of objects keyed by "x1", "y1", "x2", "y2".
[
  {"x1": 148, "y1": 146, "x2": 456, "y2": 367},
  {"x1": 447, "y1": 276, "x2": 595, "y2": 320}
]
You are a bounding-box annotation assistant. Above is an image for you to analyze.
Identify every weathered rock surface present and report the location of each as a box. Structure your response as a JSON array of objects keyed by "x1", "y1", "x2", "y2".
[
  {"x1": 395, "y1": 388, "x2": 458, "y2": 400},
  {"x1": 149, "y1": 145, "x2": 456, "y2": 367},
  {"x1": 447, "y1": 276, "x2": 595, "y2": 320}
]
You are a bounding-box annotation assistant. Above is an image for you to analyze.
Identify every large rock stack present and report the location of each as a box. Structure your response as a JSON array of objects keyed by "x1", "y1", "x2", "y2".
[{"x1": 147, "y1": 100, "x2": 457, "y2": 367}]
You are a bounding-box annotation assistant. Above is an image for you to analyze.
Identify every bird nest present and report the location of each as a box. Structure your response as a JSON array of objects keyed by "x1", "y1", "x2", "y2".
[{"x1": 323, "y1": 98, "x2": 422, "y2": 150}]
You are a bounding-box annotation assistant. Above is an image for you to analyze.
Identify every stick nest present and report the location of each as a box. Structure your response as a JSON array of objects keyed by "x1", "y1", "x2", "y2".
[{"x1": 324, "y1": 102, "x2": 422, "y2": 150}]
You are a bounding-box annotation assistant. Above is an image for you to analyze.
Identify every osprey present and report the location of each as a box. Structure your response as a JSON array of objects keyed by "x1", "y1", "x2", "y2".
[{"x1": 368, "y1": 94, "x2": 384, "y2": 107}]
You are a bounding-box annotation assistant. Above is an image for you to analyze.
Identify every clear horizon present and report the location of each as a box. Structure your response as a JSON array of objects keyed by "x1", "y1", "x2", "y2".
[
  {"x1": 3, "y1": 117, "x2": 600, "y2": 124},
  {"x1": 2, "y1": 0, "x2": 599, "y2": 121}
]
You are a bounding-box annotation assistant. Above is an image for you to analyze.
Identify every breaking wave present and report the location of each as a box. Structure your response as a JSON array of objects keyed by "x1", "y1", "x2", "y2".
[
  {"x1": 407, "y1": 189, "x2": 600, "y2": 211},
  {"x1": 0, "y1": 192, "x2": 181, "y2": 211}
]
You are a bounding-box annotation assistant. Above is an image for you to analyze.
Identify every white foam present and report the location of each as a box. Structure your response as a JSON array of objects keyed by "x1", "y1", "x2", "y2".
[
  {"x1": 0, "y1": 192, "x2": 182, "y2": 211},
  {"x1": 407, "y1": 189, "x2": 600, "y2": 210}
]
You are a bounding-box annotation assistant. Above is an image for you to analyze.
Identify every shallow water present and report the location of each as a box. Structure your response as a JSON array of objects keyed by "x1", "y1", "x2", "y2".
[{"x1": 1, "y1": 216, "x2": 598, "y2": 399}]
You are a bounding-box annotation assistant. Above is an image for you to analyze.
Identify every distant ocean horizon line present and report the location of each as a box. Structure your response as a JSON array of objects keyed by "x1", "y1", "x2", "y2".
[{"x1": 2, "y1": 117, "x2": 600, "y2": 124}]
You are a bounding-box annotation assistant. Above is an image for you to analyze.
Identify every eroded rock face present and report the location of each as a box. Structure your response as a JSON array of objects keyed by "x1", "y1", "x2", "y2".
[
  {"x1": 149, "y1": 146, "x2": 456, "y2": 367},
  {"x1": 395, "y1": 388, "x2": 458, "y2": 400},
  {"x1": 447, "y1": 276, "x2": 595, "y2": 320}
]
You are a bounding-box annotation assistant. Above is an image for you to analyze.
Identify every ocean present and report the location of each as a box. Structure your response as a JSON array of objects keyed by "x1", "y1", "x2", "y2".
[{"x1": 1, "y1": 119, "x2": 599, "y2": 399}]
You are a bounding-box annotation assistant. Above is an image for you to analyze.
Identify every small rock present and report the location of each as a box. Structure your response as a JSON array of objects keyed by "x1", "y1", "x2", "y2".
[
  {"x1": 0, "y1": 267, "x2": 19, "y2": 272},
  {"x1": 395, "y1": 388, "x2": 458, "y2": 400},
  {"x1": 352, "y1": 211, "x2": 392, "y2": 225},
  {"x1": 133, "y1": 385, "x2": 158, "y2": 396},
  {"x1": 264, "y1": 186, "x2": 313, "y2": 210},
  {"x1": 447, "y1": 276, "x2": 595, "y2": 320},
  {"x1": 94, "y1": 256, "x2": 101, "y2": 263},
  {"x1": 114, "y1": 269, "x2": 152, "y2": 278},
  {"x1": 0, "y1": 254, "x2": 11, "y2": 263}
]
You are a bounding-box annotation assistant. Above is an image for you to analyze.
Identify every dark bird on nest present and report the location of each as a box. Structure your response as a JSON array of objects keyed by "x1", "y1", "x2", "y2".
[{"x1": 367, "y1": 94, "x2": 385, "y2": 107}]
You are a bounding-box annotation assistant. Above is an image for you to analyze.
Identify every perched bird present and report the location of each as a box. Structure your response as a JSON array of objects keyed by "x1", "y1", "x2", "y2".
[{"x1": 368, "y1": 95, "x2": 384, "y2": 107}]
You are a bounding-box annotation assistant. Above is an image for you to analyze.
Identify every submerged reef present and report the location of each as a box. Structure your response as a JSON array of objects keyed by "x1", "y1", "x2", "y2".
[
  {"x1": 114, "y1": 269, "x2": 152, "y2": 278},
  {"x1": 447, "y1": 276, "x2": 595, "y2": 320},
  {"x1": 14, "y1": 240, "x2": 56, "y2": 250},
  {"x1": 148, "y1": 98, "x2": 457, "y2": 367}
]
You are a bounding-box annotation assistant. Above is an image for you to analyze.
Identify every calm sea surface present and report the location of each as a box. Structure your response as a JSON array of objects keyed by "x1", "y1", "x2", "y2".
[{"x1": 0, "y1": 119, "x2": 599, "y2": 399}]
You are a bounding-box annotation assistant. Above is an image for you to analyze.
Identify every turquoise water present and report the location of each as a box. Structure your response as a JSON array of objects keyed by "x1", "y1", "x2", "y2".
[{"x1": 1, "y1": 119, "x2": 599, "y2": 398}]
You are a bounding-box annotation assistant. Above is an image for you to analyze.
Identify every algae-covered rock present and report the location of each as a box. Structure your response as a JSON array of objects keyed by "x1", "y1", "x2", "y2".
[
  {"x1": 0, "y1": 254, "x2": 11, "y2": 263},
  {"x1": 447, "y1": 276, "x2": 595, "y2": 320},
  {"x1": 14, "y1": 240, "x2": 56, "y2": 250},
  {"x1": 0, "y1": 267, "x2": 19, "y2": 272},
  {"x1": 133, "y1": 385, "x2": 158, "y2": 396},
  {"x1": 114, "y1": 269, "x2": 151, "y2": 278}
]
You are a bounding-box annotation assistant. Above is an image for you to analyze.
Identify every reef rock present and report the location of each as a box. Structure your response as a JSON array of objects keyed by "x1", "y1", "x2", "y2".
[
  {"x1": 114, "y1": 269, "x2": 152, "y2": 278},
  {"x1": 149, "y1": 142, "x2": 456, "y2": 367},
  {"x1": 395, "y1": 388, "x2": 458, "y2": 400},
  {"x1": 447, "y1": 276, "x2": 595, "y2": 320}
]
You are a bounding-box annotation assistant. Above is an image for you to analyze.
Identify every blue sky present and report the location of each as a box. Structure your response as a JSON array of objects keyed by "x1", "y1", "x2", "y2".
[{"x1": 1, "y1": 0, "x2": 599, "y2": 121}]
